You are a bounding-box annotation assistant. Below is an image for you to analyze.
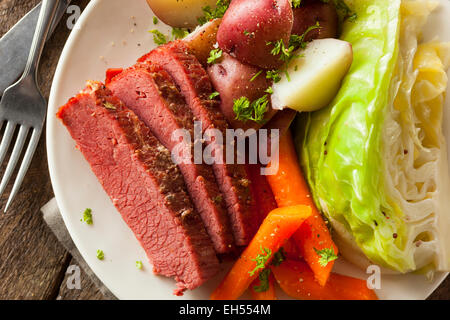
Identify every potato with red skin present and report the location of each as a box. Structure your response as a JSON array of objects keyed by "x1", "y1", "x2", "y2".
[
  {"x1": 217, "y1": 0, "x2": 293, "y2": 69},
  {"x1": 292, "y1": 1, "x2": 338, "y2": 41},
  {"x1": 207, "y1": 53, "x2": 277, "y2": 130}
]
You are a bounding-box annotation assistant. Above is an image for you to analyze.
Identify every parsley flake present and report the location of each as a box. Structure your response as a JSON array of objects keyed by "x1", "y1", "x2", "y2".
[
  {"x1": 250, "y1": 70, "x2": 263, "y2": 82},
  {"x1": 207, "y1": 48, "x2": 223, "y2": 64},
  {"x1": 149, "y1": 29, "x2": 167, "y2": 45},
  {"x1": 82, "y1": 208, "x2": 93, "y2": 225},
  {"x1": 253, "y1": 269, "x2": 271, "y2": 293},
  {"x1": 172, "y1": 27, "x2": 189, "y2": 40},
  {"x1": 292, "y1": 0, "x2": 302, "y2": 8},
  {"x1": 249, "y1": 246, "x2": 272, "y2": 276},
  {"x1": 209, "y1": 91, "x2": 220, "y2": 99},
  {"x1": 233, "y1": 95, "x2": 269, "y2": 124},
  {"x1": 314, "y1": 247, "x2": 338, "y2": 267},
  {"x1": 96, "y1": 249, "x2": 105, "y2": 261},
  {"x1": 198, "y1": 0, "x2": 230, "y2": 25},
  {"x1": 136, "y1": 261, "x2": 143, "y2": 269}
]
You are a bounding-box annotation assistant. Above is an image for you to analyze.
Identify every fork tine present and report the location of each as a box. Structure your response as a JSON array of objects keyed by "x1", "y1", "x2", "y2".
[
  {"x1": 0, "y1": 125, "x2": 29, "y2": 201},
  {"x1": 4, "y1": 129, "x2": 41, "y2": 212},
  {"x1": 0, "y1": 122, "x2": 17, "y2": 167}
]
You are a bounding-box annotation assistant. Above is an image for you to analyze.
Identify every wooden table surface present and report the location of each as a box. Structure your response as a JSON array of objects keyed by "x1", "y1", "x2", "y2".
[{"x1": 0, "y1": 0, "x2": 448, "y2": 300}]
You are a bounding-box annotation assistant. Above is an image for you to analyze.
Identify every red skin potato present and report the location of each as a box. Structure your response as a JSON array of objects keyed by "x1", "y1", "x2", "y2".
[
  {"x1": 207, "y1": 52, "x2": 277, "y2": 130},
  {"x1": 217, "y1": 0, "x2": 293, "y2": 69},
  {"x1": 292, "y1": 1, "x2": 338, "y2": 41}
]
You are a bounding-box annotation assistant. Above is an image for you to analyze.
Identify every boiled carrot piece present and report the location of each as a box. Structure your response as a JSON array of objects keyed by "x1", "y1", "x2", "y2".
[
  {"x1": 266, "y1": 131, "x2": 338, "y2": 286},
  {"x1": 282, "y1": 238, "x2": 302, "y2": 261},
  {"x1": 246, "y1": 164, "x2": 278, "y2": 224},
  {"x1": 249, "y1": 271, "x2": 277, "y2": 300},
  {"x1": 271, "y1": 259, "x2": 378, "y2": 300},
  {"x1": 211, "y1": 205, "x2": 311, "y2": 300}
]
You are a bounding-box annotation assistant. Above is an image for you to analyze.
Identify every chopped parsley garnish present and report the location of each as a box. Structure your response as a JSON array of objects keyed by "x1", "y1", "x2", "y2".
[
  {"x1": 292, "y1": 0, "x2": 302, "y2": 8},
  {"x1": 82, "y1": 208, "x2": 93, "y2": 225},
  {"x1": 253, "y1": 269, "x2": 271, "y2": 292},
  {"x1": 289, "y1": 21, "x2": 321, "y2": 49},
  {"x1": 149, "y1": 29, "x2": 167, "y2": 45},
  {"x1": 172, "y1": 27, "x2": 189, "y2": 40},
  {"x1": 198, "y1": 0, "x2": 230, "y2": 25},
  {"x1": 314, "y1": 247, "x2": 338, "y2": 267},
  {"x1": 250, "y1": 70, "x2": 263, "y2": 82},
  {"x1": 266, "y1": 39, "x2": 294, "y2": 62},
  {"x1": 265, "y1": 22, "x2": 321, "y2": 83},
  {"x1": 233, "y1": 95, "x2": 269, "y2": 124},
  {"x1": 266, "y1": 70, "x2": 281, "y2": 83},
  {"x1": 136, "y1": 261, "x2": 143, "y2": 269},
  {"x1": 207, "y1": 48, "x2": 223, "y2": 64},
  {"x1": 209, "y1": 91, "x2": 220, "y2": 99},
  {"x1": 96, "y1": 250, "x2": 104, "y2": 261},
  {"x1": 265, "y1": 86, "x2": 274, "y2": 95},
  {"x1": 271, "y1": 248, "x2": 286, "y2": 267},
  {"x1": 153, "y1": 17, "x2": 158, "y2": 25},
  {"x1": 249, "y1": 246, "x2": 272, "y2": 276}
]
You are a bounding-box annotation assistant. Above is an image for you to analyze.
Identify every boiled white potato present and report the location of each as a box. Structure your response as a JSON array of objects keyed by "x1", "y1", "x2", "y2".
[
  {"x1": 147, "y1": 0, "x2": 218, "y2": 28},
  {"x1": 271, "y1": 38, "x2": 353, "y2": 112}
]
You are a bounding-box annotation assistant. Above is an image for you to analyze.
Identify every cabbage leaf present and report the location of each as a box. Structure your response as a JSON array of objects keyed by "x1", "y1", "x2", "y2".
[{"x1": 297, "y1": 0, "x2": 450, "y2": 272}]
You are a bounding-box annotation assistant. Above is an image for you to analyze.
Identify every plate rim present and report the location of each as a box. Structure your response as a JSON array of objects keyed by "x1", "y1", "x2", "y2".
[{"x1": 46, "y1": 0, "x2": 449, "y2": 300}]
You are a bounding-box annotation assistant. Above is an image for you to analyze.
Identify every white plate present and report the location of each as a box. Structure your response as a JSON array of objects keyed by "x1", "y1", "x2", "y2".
[{"x1": 47, "y1": 0, "x2": 450, "y2": 300}]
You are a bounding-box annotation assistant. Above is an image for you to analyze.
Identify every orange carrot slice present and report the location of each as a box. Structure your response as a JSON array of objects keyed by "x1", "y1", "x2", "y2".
[
  {"x1": 266, "y1": 131, "x2": 338, "y2": 286},
  {"x1": 271, "y1": 259, "x2": 378, "y2": 300},
  {"x1": 211, "y1": 205, "x2": 312, "y2": 300}
]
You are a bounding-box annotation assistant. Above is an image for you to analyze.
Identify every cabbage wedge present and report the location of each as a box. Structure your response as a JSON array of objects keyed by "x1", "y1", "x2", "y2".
[{"x1": 297, "y1": 0, "x2": 450, "y2": 273}]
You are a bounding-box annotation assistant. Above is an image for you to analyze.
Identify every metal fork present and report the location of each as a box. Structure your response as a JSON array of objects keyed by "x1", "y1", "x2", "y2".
[{"x1": 0, "y1": 0, "x2": 59, "y2": 212}]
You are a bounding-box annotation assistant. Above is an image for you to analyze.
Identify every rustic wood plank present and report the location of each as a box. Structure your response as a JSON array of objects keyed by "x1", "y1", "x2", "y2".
[{"x1": 0, "y1": 0, "x2": 97, "y2": 300}]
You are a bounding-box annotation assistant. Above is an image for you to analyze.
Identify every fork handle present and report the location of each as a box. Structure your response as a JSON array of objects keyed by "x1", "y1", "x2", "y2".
[{"x1": 22, "y1": 0, "x2": 60, "y2": 80}]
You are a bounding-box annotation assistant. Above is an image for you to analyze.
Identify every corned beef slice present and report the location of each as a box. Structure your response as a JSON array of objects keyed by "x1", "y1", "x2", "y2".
[
  {"x1": 107, "y1": 65, "x2": 234, "y2": 253},
  {"x1": 57, "y1": 82, "x2": 219, "y2": 294},
  {"x1": 138, "y1": 41, "x2": 257, "y2": 246}
]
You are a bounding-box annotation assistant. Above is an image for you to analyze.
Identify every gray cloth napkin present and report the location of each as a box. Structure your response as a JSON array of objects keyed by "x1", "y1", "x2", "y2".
[{"x1": 41, "y1": 198, "x2": 116, "y2": 300}]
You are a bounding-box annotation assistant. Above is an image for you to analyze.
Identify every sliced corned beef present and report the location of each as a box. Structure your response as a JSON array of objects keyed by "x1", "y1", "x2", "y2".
[
  {"x1": 138, "y1": 41, "x2": 257, "y2": 246},
  {"x1": 106, "y1": 65, "x2": 234, "y2": 253},
  {"x1": 57, "y1": 81, "x2": 219, "y2": 295}
]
